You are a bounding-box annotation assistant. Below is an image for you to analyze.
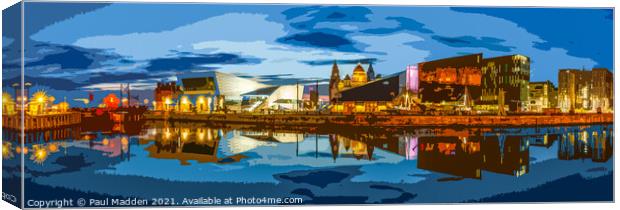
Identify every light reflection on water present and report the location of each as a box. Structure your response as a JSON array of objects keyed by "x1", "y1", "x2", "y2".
[{"x1": 4, "y1": 123, "x2": 613, "y2": 184}]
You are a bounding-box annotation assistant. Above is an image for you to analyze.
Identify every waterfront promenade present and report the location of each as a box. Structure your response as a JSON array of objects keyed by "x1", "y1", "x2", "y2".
[
  {"x1": 144, "y1": 112, "x2": 613, "y2": 128},
  {"x1": 2, "y1": 112, "x2": 82, "y2": 131}
]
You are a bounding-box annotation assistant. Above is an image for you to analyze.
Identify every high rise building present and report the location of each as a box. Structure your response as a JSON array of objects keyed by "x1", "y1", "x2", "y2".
[
  {"x1": 479, "y1": 54, "x2": 530, "y2": 112},
  {"x1": 417, "y1": 53, "x2": 483, "y2": 105},
  {"x1": 558, "y1": 69, "x2": 592, "y2": 112},
  {"x1": 591, "y1": 68, "x2": 613, "y2": 112}
]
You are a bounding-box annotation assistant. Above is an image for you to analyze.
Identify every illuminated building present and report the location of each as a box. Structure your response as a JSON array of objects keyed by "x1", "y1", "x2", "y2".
[
  {"x1": 240, "y1": 85, "x2": 303, "y2": 111},
  {"x1": 479, "y1": 54, "x2": 530, "y2": 112},
  {"x1": 177, "y1": 71, "x2": 269, "y2": 112},
  {"x1": 342, "y1": 74, "x2": 352, "y2": 88},
  {"x1": 351, "y1": 62, "x2": 368, "y2": 87},
  {"x1": 328, "y1": 61, "x2": 341, "y2": 103},
  {"x1": 418, "y1": 53, "x2": 483, "y2": 107},
  {"x1": 528, "y1": 80, "x2": 557, "y2": 112},
  {"x1": 28, "y1": 90, "x2": 49, "y2": 115},
  {"x1": 367, "y1": 63, "x2": 376, "y2": 81},
  {"x1": 558, "y1": 69, "x2": 593, "y2": 113},
  {"x1": 154, "y1": 82, "x2": 180, "y2": 111},
  {"x1": 332, "y1": 72, "x2": 405, "y2": 113},
  {"x1": 591, "y1": 68, "x2": 613, "y2": 113},
  {"x1": 2, "y1": 92, "x2": 16, "y2": 115}
]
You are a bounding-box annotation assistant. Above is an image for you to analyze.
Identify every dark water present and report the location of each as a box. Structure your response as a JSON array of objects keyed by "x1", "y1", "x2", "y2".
[{"x1": 2, "y1": 122, "x2": 614, "y2": 205}]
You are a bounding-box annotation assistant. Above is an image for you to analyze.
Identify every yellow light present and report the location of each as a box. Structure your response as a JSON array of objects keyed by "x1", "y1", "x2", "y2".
[
  {"x1": 32, "y1": 147, "x2": 48, "y2": 164},
  {"x1": 47, "y1": 143, "x2": 59, "y2": 153},
  {"x1": 102, "y1": 138, "x2": 109, "y2": 146},
  {"x1": 121, "y1": 137, "x2": 129, "y2": 146},
  {"x1": 165, "y1": 98, "x2": 172, "y2": 105},
  {"x1": 181, "y1": 97, "x2": 189, "y2": 104},
  {"x1": 2, "y1": 143, "x2": 12, "y2": 159}
]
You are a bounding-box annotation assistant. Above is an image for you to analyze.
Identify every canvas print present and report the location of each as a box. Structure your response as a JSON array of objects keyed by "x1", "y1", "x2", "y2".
[{"x1": 1, "y1": 2, "x2": 614, "y2": 208}]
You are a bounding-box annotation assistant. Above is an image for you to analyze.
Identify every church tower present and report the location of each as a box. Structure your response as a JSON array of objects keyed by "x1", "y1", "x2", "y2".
[
  {"x1": 367, "y1": 63, "x2": 376, "y2": 81},
  {"x1": 329, "y1": 60, "x2": 341, "y2": 103}
]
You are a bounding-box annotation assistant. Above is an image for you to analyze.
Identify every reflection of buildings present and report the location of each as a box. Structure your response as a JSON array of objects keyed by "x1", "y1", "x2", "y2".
[
  {"x1": 141, "y1": 126, "x2": 243, "y2": 165},
  {"x1": 418, "y1": 137, "x2": 483, "y2": 179},
  {"x1": 558, "y1": 126, "x2": 613, "y2": 162},
  {"x1": 480, "y1": 136, "x2": 529, "y2": 177},
  {"x1": 558, "y1": 68, "x2": 613, "y2": 113},
  {"x1": 528, "y1": 80, "x2": 558, "y2": 112}
]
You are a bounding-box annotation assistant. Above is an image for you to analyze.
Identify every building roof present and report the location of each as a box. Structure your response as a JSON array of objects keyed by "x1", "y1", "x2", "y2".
[
  {"x1": 339, "y1": 73, "x2": 401, "y2": 102},
  {"x1": 241, "y1": 86, "x2": 279, "y2": 96}
]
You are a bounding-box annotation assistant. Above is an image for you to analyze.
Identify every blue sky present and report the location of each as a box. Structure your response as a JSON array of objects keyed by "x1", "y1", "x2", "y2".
[{"x1": 2, "y1": 3, "x2": 613, "y2": 106}]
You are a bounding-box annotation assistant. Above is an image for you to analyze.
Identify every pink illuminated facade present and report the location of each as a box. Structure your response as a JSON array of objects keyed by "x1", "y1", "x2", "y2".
[{"x1": 406, "y1": 65, "x2": 419, "y2": 93}]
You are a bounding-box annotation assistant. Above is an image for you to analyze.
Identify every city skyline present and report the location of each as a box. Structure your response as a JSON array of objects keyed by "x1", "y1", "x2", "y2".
[{"x1": 2, "y1": 3, "x2": 613, "y2": 107}]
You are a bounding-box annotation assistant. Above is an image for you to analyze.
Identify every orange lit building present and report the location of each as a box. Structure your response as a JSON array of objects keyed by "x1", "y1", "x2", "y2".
[{"x1": 154, "y1": 82, "x2": 181, "y2": 111}]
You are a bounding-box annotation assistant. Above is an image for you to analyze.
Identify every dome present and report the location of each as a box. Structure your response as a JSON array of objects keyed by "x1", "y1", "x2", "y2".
[{"x1": 351, "y1": 63, "x2": 368, "y2": 87}]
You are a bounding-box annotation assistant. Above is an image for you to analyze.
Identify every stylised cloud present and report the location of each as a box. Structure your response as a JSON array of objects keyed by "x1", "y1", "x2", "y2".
[
  {"x1": 27, "y1": 4, "x2": 609, "y2": 91},
  {"x1": 283, "y1": 6, "x2": 372, "y2": 30},
  {"x1": 73, "y1": 13, "x2": 287, "y2": 60},
  {"x1": 3, "y1": 75, "x2": 83, "y2": 91},
  {"x1": 277, "y1": 32, "x2": 356, "y2": 50},
  {"x1": 2, "y1": 36, "x2": 13, "y2": 47},
  {"x1": 361, "y1": 16, "x2": 433, "y2": 35},
  {"x1": 145, "y1": 52, "x2": 262, "y2": 72},
  {"x1": 431, "y1": 35, "x2": 515, "y2": 52},
  {"x1": 300, "y1": 58, "x2": 378, "y2": 66}
]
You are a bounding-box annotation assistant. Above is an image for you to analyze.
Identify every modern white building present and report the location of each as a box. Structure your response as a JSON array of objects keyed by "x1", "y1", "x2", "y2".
[{"x1": 176, "y1": 71, "x2": 303, "y2": 112}]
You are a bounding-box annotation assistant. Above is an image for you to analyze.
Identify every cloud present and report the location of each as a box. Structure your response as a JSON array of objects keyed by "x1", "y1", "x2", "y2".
[
  {"x1": 73, "y1": 13, "x2": 287, "y2": 60},
  {"x1": 282, "y1": 6, "x2": 372, "y2": 30},
  {"x1": 29, "y1": 4, "x2": 608, "y2": 90},
  {"x1": 431, "y1": 35, "x2": 515, "y2": 52},
  {"x1": 361, "y1": 16, "x2": 433, "y2": 35},
  {"x1": 277, "y1": 32, "x2": 356, "y2": 51},
  {"x1": 300, "y1": 58, "x2": 378, "y2": 66},
  {"x1": 145, "y1": 52, "x2": 262, "y2": 72},
  {"x1": 3, "y1": 75, "x2": 83, "y2": 91},
  {"x1": 2, "y1": 36, "x2": 13, "y2": 47}
]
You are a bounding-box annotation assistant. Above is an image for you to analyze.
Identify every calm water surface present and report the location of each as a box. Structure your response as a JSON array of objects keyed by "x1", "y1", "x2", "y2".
[{"x1": 3, "y1": 122, "x2": 614, "y2": 204}]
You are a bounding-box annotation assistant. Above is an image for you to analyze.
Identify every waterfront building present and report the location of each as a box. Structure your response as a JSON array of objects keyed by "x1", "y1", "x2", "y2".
[
  {"x1": 342, "y1": 74, "x2": 352, "y2": 88},
  {"x1": 240, "y1": 85, "x2": 303, "y2": 112},
  {"x1": 479, "y1": 54, "x2": 530, "y2": 112},
  {"x1": 176, "y1": 71, "x2": 269, "y2": 113},
  {"x1": 417, "y1": 53, "x2": 483, "y2": 108},
  {"x1": 591, "y1": 68, "x2": 613, "y2": 112},
  {"x1": 528, "y1": 80, "x2": 557, "y2": 112},
  {"x1": 331, "y1": 72, "x2": 405, "y2": 113},
  {"x1": 558, "y1": 67, "x2": 613, "y2": 113},
  {"x1": 2, "y1": 92, "x2": 16, "y2": 115},
  {"x1": 154, "y1": 82, "x2": 181, "y2": 111},
  {"x1": 328, "y1": 61, "x2": 341, "y2": 103},
  {"x1": 351, "y1": 63, "x2": 368, "y2": 87},
  {"x1": 367, "y1": 63, "x2": 376, "y2": 81}
]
